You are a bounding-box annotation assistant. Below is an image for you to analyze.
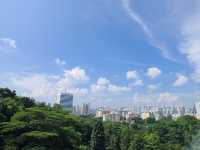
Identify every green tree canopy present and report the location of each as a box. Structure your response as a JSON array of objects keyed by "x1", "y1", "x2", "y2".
[{"x1": 90, "y1": 120, "x2": 106, "y2": 150}]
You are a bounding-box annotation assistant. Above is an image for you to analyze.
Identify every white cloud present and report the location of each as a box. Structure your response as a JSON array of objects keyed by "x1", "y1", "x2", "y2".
[
  {"x1": 133, "y1": 92, "x2": 179, "y2": 106},
  {"x1": 66, "y1": 88, "x2": 88, "y2": 96},
  {"x1": 126, "y1": 70, "x2": 139, "y2": 80},
  {"x1": 91, "y1": 83, "x2": 107, "y2": 94},
  {"x1": 121, "y1": 0, "x2": 200, "y2": 83},
  {"x1": 133, "y1": 93, "x2": 156, "y2": 105},
  {"x1": 133, "y1": 79, "x2": 144, "y2": 86},
  {"x1": 127, "y1": 70, "x2": 144, "y2": 87},
  {"x1": 179, "y1": 13, "x2": 200, "y2": 82},
  {"x1": 91, "y1": 77, "x2": 130, "y2": 95},
  {"x1": 1, "y1": 69, "x2": 194, "y2": 107},
  {"x1": 173, "y1": 74, "x2": 188, "y2": 87},
  {"x1": 64, "y1": 67, "x2": 89, "y2": 81},
  {"x1": 108, "y1": 84, "x2": 130, "y2": 93},
  {"x1": 147, "y1": 84, "x2": 158, "y2": 91},
  {"x1": 97, "y1": 77, "x2": 110, "y2": 85},
  {"x1": 158, "y1": 92, "x2": 179, "y2": 104},
  {"x1": 8, "y1": 67, "x2": 90, "y2": 103},
  {"x1": 56, "y1": 67, "x2": 89, "y2": 94},
  {"x1": 54, "y1": 58, "x2": 66, "y2": 66},
  {"x1": 0, "y1": 38, "x2": 16, "y2": 49},
  {"x1": 11, "y1": 73, "x2": 57, "y2": 102},
  {"x1": 146, "y1": 67, "x2": 162, "y2": 79}
]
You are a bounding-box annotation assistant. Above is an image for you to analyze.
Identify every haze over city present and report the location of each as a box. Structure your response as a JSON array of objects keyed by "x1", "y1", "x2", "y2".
[{"x1": 0, "y1": 0, "x2": 200, "y2": 108}]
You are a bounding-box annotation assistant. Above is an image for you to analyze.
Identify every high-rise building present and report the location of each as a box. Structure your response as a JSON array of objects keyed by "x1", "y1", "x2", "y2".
[
  {"x1": 73, "y1": 103, "x2": 90, "y2": 116},
  {"x1": 73, "y1": 105, "x2": 81, "y2": 115},
  {"x1": 96, "y1": 107, "x2": 104, "y2": 118},
  {"x1": 103, "y1": 111, "x2": 121, "y2": 122},
  {"x1": 80, "y1": 103, "x2": 90, "y2": 116},
  {"x1": 192, "y1": 104, "x2": 197, "y2": 116},
  {"x1": 141, "y1": 112, "x2": 153, "y2": 120},
  {"x1": 59, "y1": 93, "x2": 73, "y2": 111},
  {"x1": 195, "y1": 101, "x2": 200, "y2": 119}
]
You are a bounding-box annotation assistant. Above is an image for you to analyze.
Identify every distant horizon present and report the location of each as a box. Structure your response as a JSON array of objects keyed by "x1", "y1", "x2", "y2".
[{"x1": 4, "y1": 86, "x2": 199, "y2": 109}]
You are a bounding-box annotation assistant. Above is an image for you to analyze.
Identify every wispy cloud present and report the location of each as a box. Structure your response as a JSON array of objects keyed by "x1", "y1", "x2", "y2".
[
  {"x1": 121, "y1": 0, "x2": 200, "y2": 83},
  {"x1": 121, "y1": 0, "x2": 181, "y2": 63},
  {"x1": 121, "y1": 0, "x2": 153, "y2": 38},
  {"x1": 105, "y1": 57, "x2": 153, "y2": 67}
]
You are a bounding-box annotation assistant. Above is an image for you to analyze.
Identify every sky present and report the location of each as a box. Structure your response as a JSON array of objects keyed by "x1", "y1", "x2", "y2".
[{"x1": 0, "y1": 0, "x2": 200, "y2": 108}]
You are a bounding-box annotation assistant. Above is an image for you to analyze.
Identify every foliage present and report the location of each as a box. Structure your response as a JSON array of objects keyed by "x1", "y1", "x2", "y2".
[
  {"x1": 90, "y1": 120, "x2": 106, "y2": 150},
  {"x1": 0, "y1": 88, "x2": 200, "y2": 150}
]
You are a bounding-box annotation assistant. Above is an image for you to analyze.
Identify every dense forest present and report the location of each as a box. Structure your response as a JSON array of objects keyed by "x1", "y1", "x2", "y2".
[{"x1": 0, "y1": 88, "x2": 200, "y2": 150}]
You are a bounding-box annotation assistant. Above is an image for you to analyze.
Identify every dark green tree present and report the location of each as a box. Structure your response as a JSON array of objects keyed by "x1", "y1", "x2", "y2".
[
  {"x1": 0, "y1": 97, "x2": 18, "y2": 121},
  {"x1": 128, "y1": 141, "x2": 136, "y2": 150},
  {"x1": 0, "y1": 88, "x2": 16, "y2": 99},
  {"x1": 129, "y1": 134, "x2": 144, "y2": 150},
  {"x1": 0, "y1": 134, "x2": 4, "y2": 149},
  {"x1": 120, "y1": 127, "x2": 131, "y2": 150},
  {"x1": 20, "y1": 97, "x2": 36, "y2": 108},
  {"x1": 143, "y1": 133, "x2": 160, "y2": 150},
  {"x1": 107, "y1": 123, "x2": 121, "y2": 150},
  {"x1": 90, "y1": 120, "x2": 106, "y2": 150}
]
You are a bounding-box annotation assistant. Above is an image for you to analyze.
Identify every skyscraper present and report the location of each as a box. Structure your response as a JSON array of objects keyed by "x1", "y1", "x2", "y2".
[
  {"x1": 80, "y1": 103, "x2": 90, "y2": 116},
  {"x1": 195, "y1": 101, "x2": 200, "y2": 119},
  {"x1": 59, "y1": 93, "x2": 73, "y2": 111},
  {"x1": 192, "y1": 104, "x2": 197, "y2": 116}
]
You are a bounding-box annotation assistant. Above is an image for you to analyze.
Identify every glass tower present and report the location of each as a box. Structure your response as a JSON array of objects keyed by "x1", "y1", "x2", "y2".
[{"x1": 59, "y1": 93, "x2": 73, "y2": 111}]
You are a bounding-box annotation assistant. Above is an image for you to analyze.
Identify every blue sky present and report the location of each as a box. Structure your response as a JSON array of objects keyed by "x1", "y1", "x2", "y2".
[{"x1": 0, "y1": 0, "x2": 200, "y2": 108}]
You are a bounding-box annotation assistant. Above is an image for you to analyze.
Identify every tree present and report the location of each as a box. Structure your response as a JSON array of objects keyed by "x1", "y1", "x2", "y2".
[
  {"x1": 107, "y1": 123, "x2": 121, "y2": 150},
  {"x1": 90, "y1": 120, "x2": 106, "y2": 150},
  {"x1": 20, "y1": 97, "x2": 36, "y2": 108},
  {"x1": 53, "y1": 103, "x2": 63, "y2": 110},
  {"x1": 0, "y1": 134, "x2": 4, "y2": 150},
  {"x1": 0, "y1": 97, "x2": 18, "y2": 121},
  {"x1": 0, "y1": 87, "x2": 199, "y2": 150},
  {"x1": 128, "y1": 141, "x2": 137, "y2": 150},
  {"x1": 120, "y1": 127, "x2": 131, "y2": 150},
  {"x1": 129, "y1": 134, "x2": 144, "y2": 150},
  {"x1": 79, "y1": 145, "x2": 89, "y2": 150},
  {"x1": 0, "y1": 88, "x2": 16, "y2": 99},
  {"x1": 143, "y1": 133, "x2": 160, "y2": 150}
]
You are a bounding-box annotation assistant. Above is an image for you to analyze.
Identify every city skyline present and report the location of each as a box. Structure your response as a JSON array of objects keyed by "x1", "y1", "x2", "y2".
[
  {"x1": 0, "y1": 0, "x2": 200, "y2": 107},
  {"x1": 95, "y1": 104, "x2": 198, "y2": 122}
]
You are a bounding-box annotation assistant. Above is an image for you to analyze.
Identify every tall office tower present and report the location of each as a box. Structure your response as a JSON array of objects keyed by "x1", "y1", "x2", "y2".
[
  {"x1": 59, "y1": 93, "x2": 73, "y2": 111},
  {"x1": 80, "y1": 103, "x2": 90, "y2": 116},
  {"x1": 195, "y1": 101, "x2": 200, "y2": 119},
  {"x1": 192, "y1": 104, "x2": 197, "y2": 116},
  {"x1": 73, "y1": 105, "x2": 81, "y2": 115},
  {"x1": 178, "y1": 106, "x2": 186, "y2": 116}
]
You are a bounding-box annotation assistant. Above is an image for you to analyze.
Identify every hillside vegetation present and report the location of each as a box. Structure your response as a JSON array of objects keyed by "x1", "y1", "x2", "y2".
[{"x1": 0, "y1": 88, "x2": 199, "y2": 150}]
